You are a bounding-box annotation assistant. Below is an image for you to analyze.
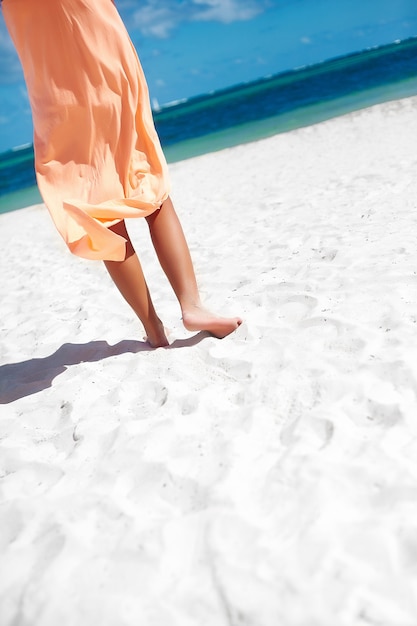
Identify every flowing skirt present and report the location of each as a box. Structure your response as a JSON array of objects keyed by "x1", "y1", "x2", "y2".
[{"x1": 3, "y1": 0, "x2": 170, "y2": 260}]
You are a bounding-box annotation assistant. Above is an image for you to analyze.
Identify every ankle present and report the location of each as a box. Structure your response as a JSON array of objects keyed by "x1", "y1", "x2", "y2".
[
  {"x1": 143, "y1": 317, "x2": 169, "y2": 348},
  {"x1": 180, "y1": 299, "x2": 202, "y2": 315}
]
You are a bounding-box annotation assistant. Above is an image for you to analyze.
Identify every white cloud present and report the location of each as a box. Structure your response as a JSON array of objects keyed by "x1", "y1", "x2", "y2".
[
  {"x1": 132, "y1": 0, "x2": 270, "y2": 38},
  {"x1": 132, "y1": 5, "x2": 178, "y2": 38},
  {"x1": 192, "y1": 0, "x2": 262, "y2": 23}
]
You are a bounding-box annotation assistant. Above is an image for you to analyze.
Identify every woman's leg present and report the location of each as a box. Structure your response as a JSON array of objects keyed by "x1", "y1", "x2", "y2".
[
  {"x1": 103, "y1": 220, "x2": 169, "y2": 348},
  {"x1": 146, "y1": 196, "x2": 242, "y2": 338}
]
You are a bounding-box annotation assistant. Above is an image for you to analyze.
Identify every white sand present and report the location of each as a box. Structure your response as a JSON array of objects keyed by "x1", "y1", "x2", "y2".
[{"x1": 1, "y1": 96, "x2": 417, "y2": 625}]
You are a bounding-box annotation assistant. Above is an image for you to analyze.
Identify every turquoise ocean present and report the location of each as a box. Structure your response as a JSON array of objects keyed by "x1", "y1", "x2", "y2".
[{"x1": 0, "y1": 36, "x2": 416, "y2": 215}]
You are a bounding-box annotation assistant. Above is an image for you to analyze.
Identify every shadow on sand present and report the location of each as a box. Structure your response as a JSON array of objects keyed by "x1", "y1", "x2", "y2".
[{"x1": 0, "y1": 332, "x2": 209, "y2": 404}]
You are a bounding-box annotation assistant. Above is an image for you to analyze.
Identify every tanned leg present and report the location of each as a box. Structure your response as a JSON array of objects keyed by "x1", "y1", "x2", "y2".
[
  {"x1": 146, "y1": 196, "x2": 242, "y2": 338},
  {"x1": 103, "y1": 220, "x2": 169, "y2": 348}
]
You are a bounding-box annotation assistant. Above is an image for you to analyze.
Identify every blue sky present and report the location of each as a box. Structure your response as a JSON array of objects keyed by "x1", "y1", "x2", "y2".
[{"x1": 0, "y1": 0, "x2": 416, "y2": 152}]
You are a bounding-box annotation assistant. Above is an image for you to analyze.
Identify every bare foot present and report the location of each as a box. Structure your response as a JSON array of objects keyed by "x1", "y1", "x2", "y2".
[
  {"x1": 182, "y1": 304, "x2": 242, "y2": 339},
  {"x1": 143, "y1": 319, "x2": 170, "y2": 348}
]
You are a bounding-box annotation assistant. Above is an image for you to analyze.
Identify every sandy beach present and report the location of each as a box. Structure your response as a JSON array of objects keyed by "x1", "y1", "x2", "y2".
[{"x1": 1, "y1": 96, "x2": 417, "y2": 625}]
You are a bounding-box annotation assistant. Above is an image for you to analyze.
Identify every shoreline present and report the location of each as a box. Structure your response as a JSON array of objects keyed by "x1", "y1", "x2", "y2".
[
  {"x1": 2, "y1": 75, "x2": 417, "y2": 214},
  {"x1": 1, "y1": 95, "x2": 417, "y2": 625}
]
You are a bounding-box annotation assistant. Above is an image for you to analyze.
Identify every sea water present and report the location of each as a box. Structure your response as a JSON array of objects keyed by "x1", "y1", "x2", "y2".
[{"x1": 0, "y1": 37, "x2": 416, "y2": 215}]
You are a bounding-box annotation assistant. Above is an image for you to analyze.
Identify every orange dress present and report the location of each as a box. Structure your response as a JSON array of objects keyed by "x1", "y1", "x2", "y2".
[{"x1": 2, "y1": 0, "x2": 170, "y2": 261}]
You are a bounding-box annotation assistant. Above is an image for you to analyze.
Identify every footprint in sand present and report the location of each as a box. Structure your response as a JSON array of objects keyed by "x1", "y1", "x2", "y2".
[
  {"x1": 365, "y1": 399, "x2": 402, "y2": 427},
  {"x1": 2, "y1": 461, "x2": 64, "y2": 498},
  {"x1": 278, "y1": 294, "x2": 318, "y2": 323},
  {"x1": 134, "y1": 383, "x2": 169, "y2": 414},
  {"x1": 311, "y1": 247, "x2": 338, "y2": 262},
  {"x1": 60, "y1": 400, "x2": 73, "y2": 420},
  {"x1": 206, "y1": 344, "x2": 253, "y2": 380},
  {"x1": 0, "y1": 504, "x2": 25, "y2": 550},
  {"x1": 180, "y1": 393, "x2": 199, "y2": 416},
  {"x1": 280, "y1": 413, "x2": 335, "y2": 450},
  {"x1": 298, "y1": 315, "x2": 344, "y2": 333}
]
